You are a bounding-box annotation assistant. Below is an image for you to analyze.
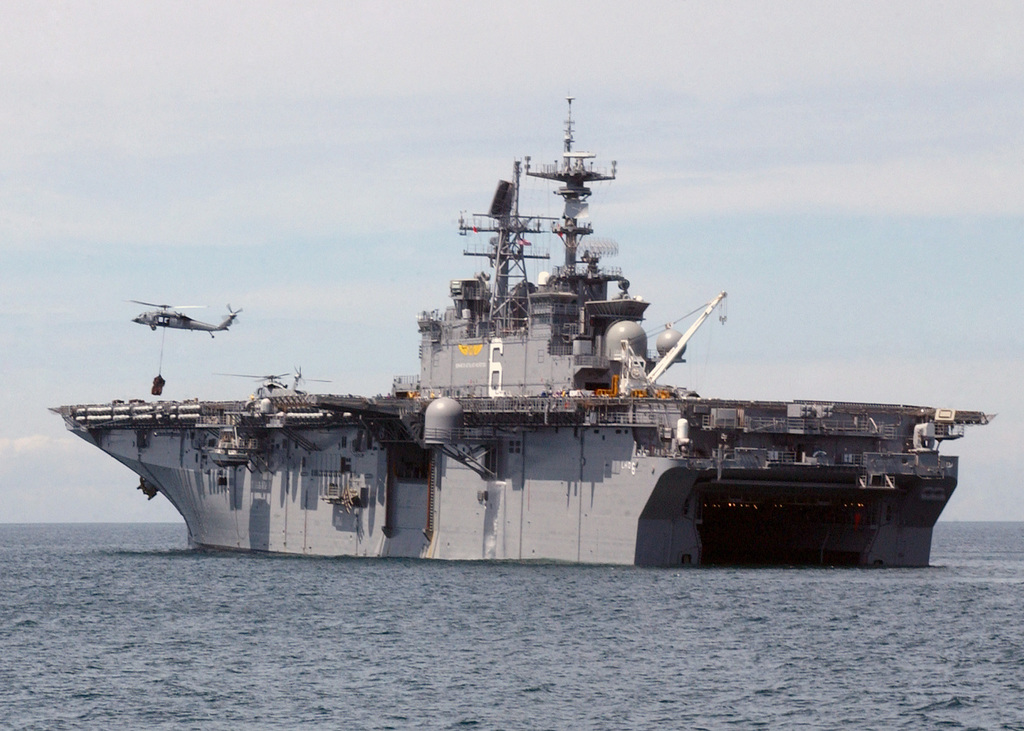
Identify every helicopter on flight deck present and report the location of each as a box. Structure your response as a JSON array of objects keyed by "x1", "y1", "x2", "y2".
[{"x1": 130, "y1": 301, "x2": 241, "y2": 337}]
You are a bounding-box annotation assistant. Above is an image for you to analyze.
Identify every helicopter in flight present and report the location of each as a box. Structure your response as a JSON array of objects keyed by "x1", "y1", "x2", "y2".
[{"x1": 131, "y1": 301, "x2": 241, "y2": 337}]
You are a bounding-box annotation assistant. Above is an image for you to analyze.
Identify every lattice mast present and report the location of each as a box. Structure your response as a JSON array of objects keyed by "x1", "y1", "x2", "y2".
[{"x1": 459, "y1": 159, "x2": 548, "y2": 335}]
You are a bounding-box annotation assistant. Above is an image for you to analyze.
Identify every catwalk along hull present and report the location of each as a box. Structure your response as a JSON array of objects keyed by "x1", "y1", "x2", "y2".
[{"x1": 55, "y1": 395, "x2": 980, "y2": 567}]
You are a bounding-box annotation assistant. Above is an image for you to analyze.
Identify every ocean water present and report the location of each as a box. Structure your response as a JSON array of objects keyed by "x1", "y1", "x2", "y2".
[{"x1": 2, "y1": 522, "x2": 1023, "y2": 730}]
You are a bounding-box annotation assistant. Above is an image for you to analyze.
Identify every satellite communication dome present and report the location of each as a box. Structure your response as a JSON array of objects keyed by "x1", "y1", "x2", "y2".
[
  {"x1": 605, "y1": 320, "x2": 647, "y2": 361},
  {"x1": 656, "y1": 327, "x2": 686, "y2": 361},
  {"x1": 424, "y1": 397, "x2": 464, "y2": 444}
]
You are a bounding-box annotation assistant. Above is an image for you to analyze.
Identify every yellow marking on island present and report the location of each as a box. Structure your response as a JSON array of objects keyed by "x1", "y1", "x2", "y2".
[{"x1": 458, "y1": 344, "x2": 483, "y2": 356}]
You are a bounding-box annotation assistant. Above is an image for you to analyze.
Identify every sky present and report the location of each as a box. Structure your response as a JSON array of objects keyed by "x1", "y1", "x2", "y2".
[{"x1": 1, "y1": 0, "x2": 1022, "y2": 523}]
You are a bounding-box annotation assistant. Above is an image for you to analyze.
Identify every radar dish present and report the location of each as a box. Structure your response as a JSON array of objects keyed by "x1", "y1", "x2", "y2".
[{"x1": 564, "y1": 199, "x2": 590, "y2": 219}]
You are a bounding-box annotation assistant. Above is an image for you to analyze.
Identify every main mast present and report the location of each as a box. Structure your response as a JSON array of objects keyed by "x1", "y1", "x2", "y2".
[{"x1": 526, "y1": 97, "x2": 617, "y2": 273}]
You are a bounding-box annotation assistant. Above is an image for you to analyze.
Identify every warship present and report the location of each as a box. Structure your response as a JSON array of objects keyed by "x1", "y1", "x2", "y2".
[{"x1": 55, "y1": 101, "x2": 990, "y2": 566}]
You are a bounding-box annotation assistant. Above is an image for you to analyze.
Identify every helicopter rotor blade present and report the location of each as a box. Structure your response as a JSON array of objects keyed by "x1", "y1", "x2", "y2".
[
  {"x1": 215, "y1": 372, "x2": 290, "y2": 381},
  {"x1": 129, "y1": 300, "x2": 206, "y2": 310},
  {"x1": 291, "y1": 367, "x2": 331, "y2": 384}
]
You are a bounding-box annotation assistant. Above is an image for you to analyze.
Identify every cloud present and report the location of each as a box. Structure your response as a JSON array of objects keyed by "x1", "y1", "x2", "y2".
[
  {"x1": 16, "y1": 1, "x2": 1017, "y2": 99},
  {"x1": 611, "y1": 154, "x2": 1024, "y2": 218},
  {"x1": 3, "y1": 1, "x2": 1022, "y2": 257},
  {"x1": 0, "y1": 433, "x2": 184, "y2": 523},
  {"x1": 0, "y1": 434, "x2": 70, "y2": 458}
]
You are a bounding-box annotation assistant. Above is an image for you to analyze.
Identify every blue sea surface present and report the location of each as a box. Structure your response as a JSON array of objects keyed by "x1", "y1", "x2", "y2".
[{"x1": 2, "y1": 522, "x2": 1023, "y2": 730}]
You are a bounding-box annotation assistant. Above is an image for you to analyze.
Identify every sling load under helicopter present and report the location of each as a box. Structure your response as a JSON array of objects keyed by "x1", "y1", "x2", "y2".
[
  {"x1": 130, "y1": 301, "x2": 242, "y2": 336},
  {"x1": 129, "y1": 301, "x2": 242, "y2": 396}
]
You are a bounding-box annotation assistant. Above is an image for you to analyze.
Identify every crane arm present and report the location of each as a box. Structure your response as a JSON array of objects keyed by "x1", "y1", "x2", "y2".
[{"x1": 646, "y1": 291, "x2": 727, "y2": 385}]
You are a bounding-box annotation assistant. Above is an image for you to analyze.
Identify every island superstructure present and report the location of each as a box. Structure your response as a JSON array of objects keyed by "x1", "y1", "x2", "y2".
[{"x1": 54, "y1": 101, "x2": 990, "y2": 566}]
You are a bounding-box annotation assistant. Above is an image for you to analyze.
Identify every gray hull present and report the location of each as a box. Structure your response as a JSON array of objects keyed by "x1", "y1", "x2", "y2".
[{"x1": 59, "y1": 395, "x2": 965, "y2": 567}]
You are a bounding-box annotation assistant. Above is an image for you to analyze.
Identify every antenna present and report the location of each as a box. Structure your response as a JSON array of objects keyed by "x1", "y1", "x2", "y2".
[
  {"x1": 564, "y1": 96, "x2": 575, "y2": 154},
  {"x1": 581, "y1": 238, "x2": 619, "y2": 258}
]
